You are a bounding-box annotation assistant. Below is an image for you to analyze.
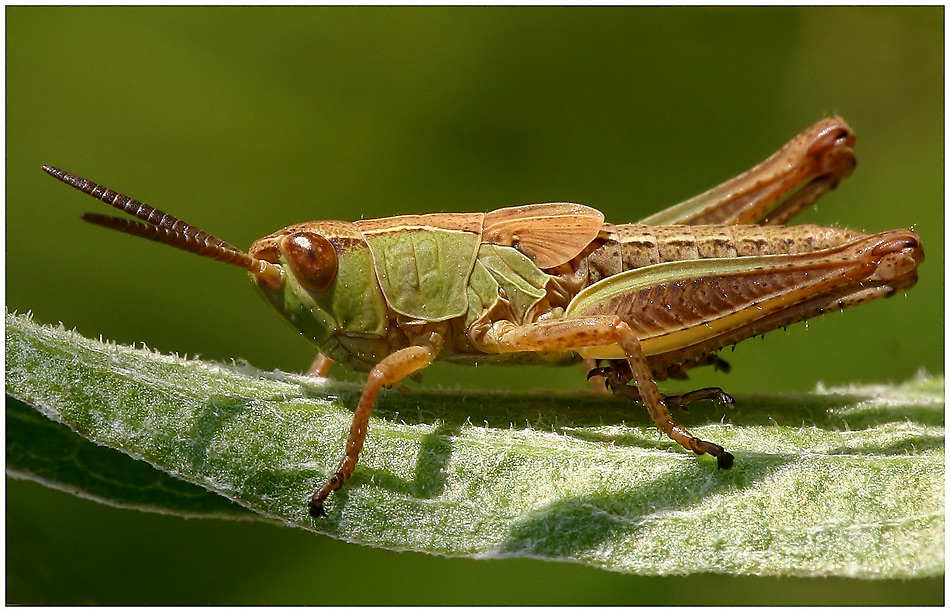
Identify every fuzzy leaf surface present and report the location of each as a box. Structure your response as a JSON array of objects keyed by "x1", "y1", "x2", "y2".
[{"x1": 5, "y1": 312, "x2": 944, "y2": 577}]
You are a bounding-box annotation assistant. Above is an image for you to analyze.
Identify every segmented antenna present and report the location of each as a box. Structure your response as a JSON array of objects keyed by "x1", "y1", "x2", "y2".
[{"x1": 42, "y1": 165, "x2": 283, "y2": 287}]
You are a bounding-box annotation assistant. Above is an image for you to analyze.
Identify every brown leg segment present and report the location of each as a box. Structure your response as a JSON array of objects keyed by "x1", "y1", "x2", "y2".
[
  {"x1": 309, "y1": 345, "x2": 435, "y2": 518},
  {"x1": 486, "y1": 316, "x2": 734, "y2": 469},
  {"x1": 307, "y1": 353, "x2": 333, "y2": 377},
  {"x1": 665, "y1": 387, "x2": 735, "y2": 411}
]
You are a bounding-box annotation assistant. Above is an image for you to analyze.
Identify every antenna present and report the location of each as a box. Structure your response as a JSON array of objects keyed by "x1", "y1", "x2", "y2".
[{"x1": 42, "y1": 165, "x2": 283, "y2": 288}]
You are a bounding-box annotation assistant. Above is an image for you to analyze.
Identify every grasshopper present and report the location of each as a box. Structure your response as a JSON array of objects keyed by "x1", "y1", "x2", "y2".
[{"x1": 43, "y1": 117, "x2": 923, "y2": 518}]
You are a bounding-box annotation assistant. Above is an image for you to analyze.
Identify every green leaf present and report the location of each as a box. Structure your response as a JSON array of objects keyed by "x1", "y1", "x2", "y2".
[
  {"x1": 5, "y1": 311, "x2": 944, "y2": 577},
  {"x1": 6, "y1": 395, "x2": 254, "y2": 518}
]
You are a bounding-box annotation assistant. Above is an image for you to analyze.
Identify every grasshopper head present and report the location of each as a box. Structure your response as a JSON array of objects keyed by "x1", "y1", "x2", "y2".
[{"x1": 249, "y1": 221, "x2": 390, "y2": 364}]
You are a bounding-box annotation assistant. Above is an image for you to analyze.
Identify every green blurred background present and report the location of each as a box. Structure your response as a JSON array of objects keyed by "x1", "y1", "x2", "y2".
[{"x1": 6, "y1": 6, "x2": 943, "y2": 604}]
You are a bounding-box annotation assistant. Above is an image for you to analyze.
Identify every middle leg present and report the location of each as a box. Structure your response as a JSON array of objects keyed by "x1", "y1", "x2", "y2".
[{"x1": 482, "y1": 316, "x2": 734, "y2": 468}]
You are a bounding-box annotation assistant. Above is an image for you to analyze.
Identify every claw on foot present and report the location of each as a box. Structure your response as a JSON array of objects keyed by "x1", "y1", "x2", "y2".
[
  {"x1": 692, "y1": 438, "x2": 735, "y2": 470},
  {"x1": 309, "y1": 471, "x2": 345, "y2": 519},
  {"x1": 309, "y1": 495, "x2": 327, "y2": 519},
  {"x1": 718, "y1": 451, "x2": 735, "y2": 470}
]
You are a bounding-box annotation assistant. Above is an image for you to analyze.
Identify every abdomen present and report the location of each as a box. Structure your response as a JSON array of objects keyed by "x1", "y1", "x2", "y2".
[{"x1": 584, "y1": 223, "x2": 865, "y2": 282}]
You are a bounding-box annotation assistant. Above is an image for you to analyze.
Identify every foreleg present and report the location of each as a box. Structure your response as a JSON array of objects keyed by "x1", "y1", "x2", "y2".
[
  {"x1": 309, "y1": 343, "x2": 436, "y2": 518},
  {"x1": 307, "y1": 353, "x2": 333, "y2": 377}
]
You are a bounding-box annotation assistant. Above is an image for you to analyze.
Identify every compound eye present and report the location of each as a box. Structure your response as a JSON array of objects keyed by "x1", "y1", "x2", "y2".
[{"x1": 281, "y1": 232, "x2": 338, "y2": 294}]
